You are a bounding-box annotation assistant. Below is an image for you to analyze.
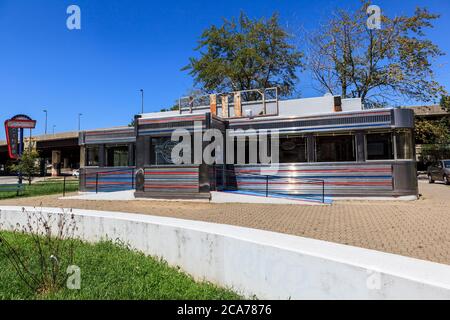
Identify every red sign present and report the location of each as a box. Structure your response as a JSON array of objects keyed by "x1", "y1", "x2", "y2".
[
  {"x1": 5, "y1": 115, "x2": 36, "y2": 129},
  {"x1": 4, "y1": 114, "x2": 36, "y2": 159}
]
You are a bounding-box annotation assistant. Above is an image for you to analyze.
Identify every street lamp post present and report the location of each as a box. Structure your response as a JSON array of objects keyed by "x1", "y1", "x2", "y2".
[
  {"x1": 140, "y1": 89, "x2": 144, "y2": 114},
  {"x1": 43, "y1": 109, "x2": 48, "y2": 135},
  {"x1": 78, "y1": 113, "x2": 83, "y2": 131},
  {"x1": 52, "y1": 125, "x2": 56, "y2": 135}
]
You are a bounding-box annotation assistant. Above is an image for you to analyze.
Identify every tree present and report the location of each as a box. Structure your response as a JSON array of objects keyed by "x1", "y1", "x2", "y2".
[
  {"x1": 307, "y1": 1, "x2": 446, "y2": 108},
  {"x1": 160, "y1": 105, "x2": 179, "y2": 112},
  {"x1": 9, "y1": 149, "x2": 40, "y2": 185},
  {"x1": 415, "y1": 118, "x2": 450, "y2": 145},
  {"x1": 441, "y1": 95, "x2": 450, "y2": 112},
  {"x1": 183, "y1": 12, "x2": 304, "y2": 97}
]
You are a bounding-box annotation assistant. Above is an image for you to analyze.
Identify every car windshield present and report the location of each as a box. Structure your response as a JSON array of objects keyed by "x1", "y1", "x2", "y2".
[{"x1": 444, "y1": 161, "x2": 450, "y2": 168}]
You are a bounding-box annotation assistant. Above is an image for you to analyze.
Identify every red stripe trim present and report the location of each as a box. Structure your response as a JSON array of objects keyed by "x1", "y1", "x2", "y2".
[
  {"x1": 236, "y1": 168, "x2": 391, "y2": 174},
  {"x1": 145, "y1": 171, "x2": 198, "y2": 175},
  {"x1": 144, "y1": 185, "x2": 198, "y2": 188},
  {"x1": 237, "y1": 181, "x2": 391, "y2": 186},
  {"x1": 139, "y1": 115, "x2": 205, "y2": 124},
  {"x1": 230, "y1": 110, "x2": 391, "y2": 124},
  {"x1": 86, "y1": 182, "x2": 133, "y2": 185},
  {"x1": 85, "y1": 129, "x2": 133, "y2": 135}
]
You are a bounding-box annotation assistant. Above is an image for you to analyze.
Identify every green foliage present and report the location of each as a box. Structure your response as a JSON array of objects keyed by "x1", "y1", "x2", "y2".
[
  {"x1": 307, "y1": 0, "x2": 446, "y2": 107},
  {"x1": 419, "y1": 144, "x2": 450, "y2": 164},
  {"x1": 8, "y1": 149, "x2": 40, "y2": 185},
  {"x1": 160, "y1": 105, "x2": 180, "y2": 112},
  {"x1": 415, "y1": 118, "x2": 450, "y2": 144},
  {"x1": 0, "y1": 209, "x2": 77, "y2": 294},
  {"x1": 441, "y1": 95, "x2": 450, "y2": 112},
  {"x1": 0, "y1": 231, "x2": 241, "y2": 300},
  {"x1": 415, "y1": 95, "x2": 450, "y2": 145},
  {"x1": 183, "y1": 12, "x2": 304, "y2": 97}
]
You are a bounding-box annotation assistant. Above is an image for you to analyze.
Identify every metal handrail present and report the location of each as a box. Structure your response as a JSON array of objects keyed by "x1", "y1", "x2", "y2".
[
  {"x1": 178, "y1": 87, "x2": 279, "y2": 117},
  {"x1": 212, "y1": 166, "x2": 326, "y2": 203},
  {"x1": 82, "y1": 167, "x2": 136, "y2": 193}
]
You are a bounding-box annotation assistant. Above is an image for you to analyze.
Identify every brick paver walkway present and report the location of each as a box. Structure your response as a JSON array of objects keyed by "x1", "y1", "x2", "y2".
[{"x1": 1, "y1": 181, "x2": 450, "y2": 265}]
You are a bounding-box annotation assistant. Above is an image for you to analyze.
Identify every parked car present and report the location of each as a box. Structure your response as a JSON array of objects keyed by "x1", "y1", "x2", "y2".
[{"x1": 427, "y1": 160, "x2": 450, "y2": 185}]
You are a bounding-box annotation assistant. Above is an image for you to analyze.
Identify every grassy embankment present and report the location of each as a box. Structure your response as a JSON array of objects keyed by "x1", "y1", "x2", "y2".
[{"x1": 0, "y1": 231, "x2": 240, "y2": 300}]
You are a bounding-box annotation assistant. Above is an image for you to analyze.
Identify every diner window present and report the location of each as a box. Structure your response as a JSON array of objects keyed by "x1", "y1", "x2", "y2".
[
  {"x1": 106, "y1": 145, "x2": 129, "y2": 167},
  {"x1": 279, "y1": 136, "x2": 307, "y2": 163},
  {"x1": 395, "y1": 130, "x2": 414, "y2": 159},
  {"x1": 86, "y1": 146, "x2": 99, "y2": 166},
  {"x1": 316, "y1": 135, "x2": 355, "y2": 162},
  {"x1": 366, "y1": 132, "x2": 394, "y2": 160},
  {"x1": 151, "y1": 137, "x2": 177, "y2": 165}
]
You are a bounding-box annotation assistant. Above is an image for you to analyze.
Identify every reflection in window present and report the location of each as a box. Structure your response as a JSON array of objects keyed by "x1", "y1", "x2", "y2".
[
  {"x1": 151, "y1": 137, "x2": 177, "y2": 165},
  {"x1": 86, "y1": 146, "x2": 99, "y2": 166},
  {"x1": 106, "y1": 145, "x2": 129, "y2": 167},
  {"x1": 279, "y1": 136, "x2": 307, "y2": 163},
  {"x1": 396, "y1": 130, "x2": 413, "y2": 159},
  {"x1": 366, "y1": 133, "x2": 394, "y2": 160},
  {"x1": 316, "y1": 135, "x2": 355, "y2": 162}
]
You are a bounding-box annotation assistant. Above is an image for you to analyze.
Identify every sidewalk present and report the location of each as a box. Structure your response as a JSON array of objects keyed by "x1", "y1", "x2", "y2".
[{"x1": 1, "y1": 180, "x2": 450, "y2": 265}]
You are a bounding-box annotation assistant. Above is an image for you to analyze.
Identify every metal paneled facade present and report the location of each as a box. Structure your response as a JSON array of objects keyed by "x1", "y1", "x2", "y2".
[
  {"x1": 142, "y1": 166, "x2": 200, "y2": 193},
  {"x1": 232, "y1": 163, "x2": 393, "y2": 198},
  {"x1": 79, "y1": 167, "x2": 135, "y2": 192},
  {"x1": 79, "y1": 127, "x2": 136, "y2": 192},
  {"x1": 80, "y1": 107, "x2": 418, "y2": 199},
  {"x1": 80, "y1": 127, "x2": 136, "y2": 145}
]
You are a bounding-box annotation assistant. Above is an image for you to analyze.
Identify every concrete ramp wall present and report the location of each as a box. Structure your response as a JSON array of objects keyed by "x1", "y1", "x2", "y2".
[{"x1": 1, "y1": 206, "x2": 450, "y2": 299}]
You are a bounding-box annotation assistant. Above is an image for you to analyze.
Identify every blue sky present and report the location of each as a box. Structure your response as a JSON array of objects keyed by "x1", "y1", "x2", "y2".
[{"x1": 0, "y1": 0, "x2": 449, "y2": 139}]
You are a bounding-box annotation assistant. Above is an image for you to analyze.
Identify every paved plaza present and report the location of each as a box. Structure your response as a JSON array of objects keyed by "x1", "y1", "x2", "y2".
[{"x1": 1, "y1": 180, "x2": 450, "y2": 265}]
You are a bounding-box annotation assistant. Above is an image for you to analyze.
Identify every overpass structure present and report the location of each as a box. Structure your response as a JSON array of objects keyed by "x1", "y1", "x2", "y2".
[{"x1": 0, "y1": 131, "x2": 80, "y2": 176}]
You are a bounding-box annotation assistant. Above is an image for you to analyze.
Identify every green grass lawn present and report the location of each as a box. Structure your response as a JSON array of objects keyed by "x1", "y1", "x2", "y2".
[
  {"x1": 0, "y1": 179, "x2": 79, "y2": 199},
  {"x1": 0, "y1": 231, "x2": 240, "y2": 300}
]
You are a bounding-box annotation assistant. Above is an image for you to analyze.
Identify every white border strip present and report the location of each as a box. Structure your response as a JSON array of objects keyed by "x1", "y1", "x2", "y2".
[{"x1": 1, "y1": 206, "x2": 450, "y2": 299}]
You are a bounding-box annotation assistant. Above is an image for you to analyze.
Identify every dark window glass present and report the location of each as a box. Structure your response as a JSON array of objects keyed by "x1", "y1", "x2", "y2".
[
  {"x1": 279, "y1": 136, "x2": 307, "y2": 163},
  {"x1": 395, "y1": 130, "x2": 413, "y2": 160},
  {"x1": 316, "y1": 135, "x2": 355, "y2": 162},
  {"x1": 151, "y1": 137, "x2": 177, "y2": 165},
  {"x1": 86, "y1": 146, "x2": 99, "y2": 166},
  {"x1": 366, "y1": 133, "x2": 393, "y2": 160},
  {"x1": 106, "y1": 145, "x2": 128, "y2": 167}
]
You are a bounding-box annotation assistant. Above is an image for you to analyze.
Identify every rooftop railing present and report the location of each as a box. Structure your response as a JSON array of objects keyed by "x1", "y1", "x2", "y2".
[{"x1": 178, "y1": 87, "x2": 279, "y2": 119}]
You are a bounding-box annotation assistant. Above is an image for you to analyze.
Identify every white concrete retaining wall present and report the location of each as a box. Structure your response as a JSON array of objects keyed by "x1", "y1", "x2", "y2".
[{"x1": 1, "y1": 206, "x2": 450, "y2": 299}]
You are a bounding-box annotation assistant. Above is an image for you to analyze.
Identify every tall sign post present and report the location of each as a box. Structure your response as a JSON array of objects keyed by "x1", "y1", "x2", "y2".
[{"x1": 4, "y1": 115, "x2": 37, "y2": 184}]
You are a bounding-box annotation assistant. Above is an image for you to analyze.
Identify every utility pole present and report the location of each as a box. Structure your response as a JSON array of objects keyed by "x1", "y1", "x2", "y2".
[
  {"x1": 43, "y1": 109, "x2": 48, "y2": 134},
  {"x1": 78, "y1": 113, "x2": 83, "y2": 131},
  {"x1": 140, "y1": 89, "x2": 144, "y2": 114},
  {"x1": 52, "y1": 125, "x2": 56, "y2": 135}
]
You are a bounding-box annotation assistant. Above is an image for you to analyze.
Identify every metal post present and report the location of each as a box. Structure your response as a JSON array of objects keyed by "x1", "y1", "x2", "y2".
[
  {"x1": 43, "y1": 109, "x2": 48, "y2": 135},
  {"x1": 18, "y1": 128, "x2": 24, "y2": 185},
  {"x1": 266, "y1": 175, "x2": 269, "y2": 197},
  {"x1": 95, "y1": 173, "x2": 99, "y2": 194},
  {"x1": 78, "y1": 113, "x2": 83, "y2": 131},
  {"x1": 131, "y1": 168, "x2": 134, "y2": 189},
  {"x1": 322, "y1": 180, "x2": 325, "y2": 204},
  {"x1": 63, "y1": 175, "x2": 66, "y2": 197},
  {"x1": 140, "y1": 89, "x2": 144, "y2": 114}
]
